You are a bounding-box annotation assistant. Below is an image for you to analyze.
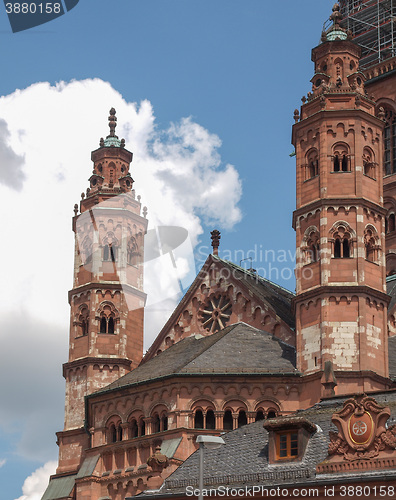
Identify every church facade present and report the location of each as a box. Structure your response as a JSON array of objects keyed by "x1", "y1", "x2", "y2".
[{"x1": 43, "y1": 4, "x2": 396, "y2": 499}]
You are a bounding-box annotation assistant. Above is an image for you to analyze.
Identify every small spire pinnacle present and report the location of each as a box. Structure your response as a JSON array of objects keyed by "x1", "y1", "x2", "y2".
[
  {"x1": 107, "y1": 108, "x2": 118, "y2": 139},
  {"x1": 211, "y1": 229, "x2": 221, "y2": 256}
]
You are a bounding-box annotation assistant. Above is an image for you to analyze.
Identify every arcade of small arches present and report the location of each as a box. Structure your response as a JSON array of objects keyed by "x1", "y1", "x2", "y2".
[
  {"x1": 104, "y1": 406, "x2": 279, "y2": 444},
  {"x1": 303, "y1": 144, "x2": 379, "y2": 181},
  {"x1": 301, "y1": 222, "x2": 380, "y2": 263}
]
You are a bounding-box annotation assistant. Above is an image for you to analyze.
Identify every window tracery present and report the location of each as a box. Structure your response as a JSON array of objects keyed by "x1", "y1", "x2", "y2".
[
  {"x1": 364, "y1": 226, "x2": 380, "y2": 263},
  {"x1": 332, "y1": 143, "x2": 350, "y2": 172},
  {"x1": 127, "y1": 235, "x2": 140, "y2": 266},
  {"x1": 199, "y1": 293, "x2": 232, "y2": 333},
  {"x1": 102, "y1": 232, "x2": 118, "y2": 262},
  {"x1": 383, "y1": 107, "x2": 396, "y2": 175},
  {"x1": 330, "y1": 223, "x2": 354, "y2": 258},
  {"x1": 363, "y1": 147, "x2": 376, "y2": 178},
  {"x1": 306, "y1": 149, "x2": 319, "y2": 180},
  {"x1": 96, "y1": 301, "x2": 119, "y2": 334},
  {"x1": 302, "y1": 226, "x2": 320, "y2": 264}
]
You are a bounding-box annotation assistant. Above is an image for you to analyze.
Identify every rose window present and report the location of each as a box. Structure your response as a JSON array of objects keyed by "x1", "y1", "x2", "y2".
[{"x1": 200, "y1": 294, "x2": 232, "y2": 333}]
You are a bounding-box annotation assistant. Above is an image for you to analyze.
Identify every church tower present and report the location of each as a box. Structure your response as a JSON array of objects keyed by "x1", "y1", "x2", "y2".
[
  {"x1": 292, "y1": 5, "x2": 390, "y2": 395},
  {"x1": 56, "y1": 109, "x2": 148, "y2": 473}
]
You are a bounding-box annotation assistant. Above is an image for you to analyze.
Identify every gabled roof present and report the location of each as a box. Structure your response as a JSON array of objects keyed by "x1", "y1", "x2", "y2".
[
  {"x1": 143, "y1": 255, "x2": 295, "y2": 362},
  {"x1": 92, "y1": 323, "x2": 298, "y2": 396}
]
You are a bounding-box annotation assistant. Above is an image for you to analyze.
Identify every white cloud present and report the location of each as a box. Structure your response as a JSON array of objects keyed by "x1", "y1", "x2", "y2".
[
  {"x1": 0, "y1": 458, "x2": 6, "y2": 468},
  {"x1": 0, "y1": 78, "x2": 242, "y2": 469},
  {"x1": 15, "y1": 461, "x2": 57, "y2": 500}
]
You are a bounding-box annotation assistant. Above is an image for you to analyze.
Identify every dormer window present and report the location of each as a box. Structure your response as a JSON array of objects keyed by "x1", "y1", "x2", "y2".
[
  {"x1": 277, "y1": 431, "x2": 298, "y2": 459},
  {"x1": 263, "y1": 416, "x2": 316, "y2": 464}
]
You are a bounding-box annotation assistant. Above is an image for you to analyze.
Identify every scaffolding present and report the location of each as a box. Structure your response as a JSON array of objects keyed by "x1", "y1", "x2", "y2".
[{"x1": 323, "y1": 0, "x2": 396, "y2": 68}]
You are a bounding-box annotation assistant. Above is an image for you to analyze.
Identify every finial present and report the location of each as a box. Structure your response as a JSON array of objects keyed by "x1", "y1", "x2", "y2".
[
  {"x1": 293, "y1": 109, "x2": 300, "y2": 123},
  {"x1": 121, "y1": 138, "x2": 125, "y2": 148},
  {"x1": 330, "y1": 3, "x2": 342, "y2": 28},
  {"x1": 107, "y1": 108, "x2": 118, "y2": 138},
  {"x1": 211, "y1": 229, "x2": 221, "y2": 256},
  {"x1": 143, "y1": 206, "x2": 148, "y2": 218},
  {"x1": 73, "y1": 204, "x2": 78, "y2": 216},
  {"x1": 99, "y1": 137, "x2": 104, "y2": 148},
  {"x1": 301, "y1": 96, "x2": 307, "y2": 104}
]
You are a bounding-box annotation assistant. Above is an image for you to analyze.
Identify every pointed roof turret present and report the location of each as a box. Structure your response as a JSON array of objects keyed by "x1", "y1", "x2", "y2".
[{"x1": 100, "y1": 108, "x2": 125, "y2": 148}]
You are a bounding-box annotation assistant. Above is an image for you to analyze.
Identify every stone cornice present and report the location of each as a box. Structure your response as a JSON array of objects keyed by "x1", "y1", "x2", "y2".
[{"x1": 292, "y1": 197, "x2": 387, "y2": 229}]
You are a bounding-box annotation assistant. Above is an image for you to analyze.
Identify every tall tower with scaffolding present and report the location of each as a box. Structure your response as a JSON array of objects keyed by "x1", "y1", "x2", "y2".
[{"x1": 323, "y1": 0, "x2": 396, "y2": 68}]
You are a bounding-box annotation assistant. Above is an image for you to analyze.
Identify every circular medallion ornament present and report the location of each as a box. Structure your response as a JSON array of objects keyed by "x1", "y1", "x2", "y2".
[
  {"x1": 199, "y1": 294, "x2": 232, "y2": 333},
  {"x1": 348, "y1": 412, "x2": 373, "y2": 445}
]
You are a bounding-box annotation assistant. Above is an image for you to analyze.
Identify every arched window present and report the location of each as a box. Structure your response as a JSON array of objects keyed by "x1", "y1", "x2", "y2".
[
  {"x1": 97, "y1": 302, "x2": 118, "y2": 334},
  {"x1": 383, "y1": 107, "x2": 396, "y2": 175},
  {"x1": 332, "y1": 144, "x2": 350, "y2": 172},
  {"x1": 267, "y1": 410, "x2": 277, "y2": 419},
  {"x1": 363, "y1": 148, "x2": 375, "y2": 178},
  {"x1": 127, "y1": 235, "x2": 140, "y2": 266},
  {"x1": 223, "y1": 410, "x2": 233, "y2": 431},
  {"x1": 152, "y1": 414, "x2": 160, "y2": 433},
  {"x1": 140, "y1": 419, "x2": 146, "y2": 436},
  {"x1": 364, "y1": 226, "x2": 379, "y2": 263},
  {"x1": 194, "y1": 410, "x2": 204, "y2": 429},
  {"x1": 303, "y1": 227, "x2": 320, "y2": 264},
  {"x1": 131, "y1": 419, "x2": 138, "y2": 438},
  {"x1": 161, "y1": 415, "x2": 168, "y2": 431},
  {"x1": 110, "y1": 424, "x2": 117, "y2": 443},
  {"x1": 331, "y1": 223, "x2": 353, "y2": 259},
  {"x1": 77, "y1": 305, "x2": 89, "y2": 337},
  {"x1": 206, "y1": 410, "x2": 215, "y2": 430},
  {"x1": 343, "y1": 238, "x2": 350, "y2": 258},
  {"x1": 390, "y1": 214, "x2": 395, "y2": 232},
  {"x1": 110, "y1": 244, "x2": 117, "y2": 262},
  {"x1": 102, "y1": 232, "x2": 118, "y2": 262},
  {"x1": 334, "y1": 238, "x2": 341, "y2": 258},
  {"x1": 306, "y1": 149, "x2": 319, "y2": 180},
  {"x1": 107, "y1": 419, "x2": 122, "y2": 443},
  {"x1": 238, "y1": 410, "x2": 247, "y2": 427},
  {"x1": 255, "y1": 410, "x2": 265, "y2": 422},
  {"x1": 100, "y1": 316, "x2": 107, "y2": 333},
  {"x1": 103, "y1": 244, "x2": 109, "y2": 261}
]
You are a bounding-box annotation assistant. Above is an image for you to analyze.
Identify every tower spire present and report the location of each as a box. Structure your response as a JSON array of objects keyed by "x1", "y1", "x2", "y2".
[{"x1": 107, "y1": 107, "x2": 118, "y2": 138}]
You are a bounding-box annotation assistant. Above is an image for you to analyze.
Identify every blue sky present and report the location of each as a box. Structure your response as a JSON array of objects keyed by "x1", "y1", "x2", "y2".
[{"x1": 0, "y1": 1, "x2": 333, "y2": 498}]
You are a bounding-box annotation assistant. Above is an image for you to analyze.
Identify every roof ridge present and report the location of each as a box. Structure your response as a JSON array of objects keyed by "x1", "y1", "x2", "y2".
[{"x1": 214, "y1": 256, "x2": 295, "y2": 297}]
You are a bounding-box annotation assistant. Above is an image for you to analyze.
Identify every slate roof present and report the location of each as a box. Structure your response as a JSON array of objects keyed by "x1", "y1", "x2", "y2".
[
  {"x1": 92, "y1": 323, "x2": 298, "y2": 396},
  {"x1": 215, "y1": 258, "x2": 295, "y2": 328},
  {"x1": 138, "y1": 391, "x2": 396, "y2": 497},
  {"x1": 387, "y1": 274, "x2": 396, "y2": 314}
]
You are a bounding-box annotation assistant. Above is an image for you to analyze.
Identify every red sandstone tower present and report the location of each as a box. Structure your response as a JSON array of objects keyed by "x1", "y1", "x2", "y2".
[
  {"x1": 57, "y1": 109, "x2": 148, "y2": 473},
  {"x1": 292, "y1": 5, "x2": 390, "y2": 395}
]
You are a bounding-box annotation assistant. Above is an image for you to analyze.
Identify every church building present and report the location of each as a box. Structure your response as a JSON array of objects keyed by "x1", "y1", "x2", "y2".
[{"x1": 43, "y1": 2, "x2": 396, "y2": 499}]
